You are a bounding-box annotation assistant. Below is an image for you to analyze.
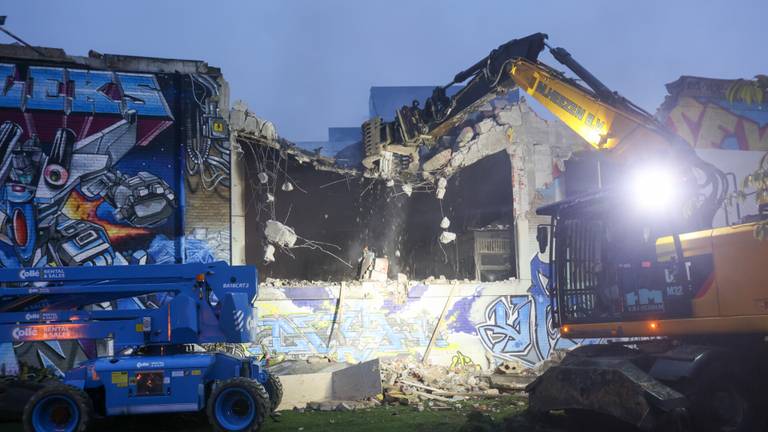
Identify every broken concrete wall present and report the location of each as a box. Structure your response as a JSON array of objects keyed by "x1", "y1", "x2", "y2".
[
  {"x1": 423, "y1": 93, "x2": 585, "y2": 280},
  {"x1": 241, "y1": 142, "x2": 517, "y2": 281},
  {"x1": 250, "y1": 251, "x2": 585, "y2": 370},
  {"x1": 238, "y1": 90, "x2": 585, "y2": 283},
  {"x1": 240, "y1": 90, "x2": 590, "y2": 369}
]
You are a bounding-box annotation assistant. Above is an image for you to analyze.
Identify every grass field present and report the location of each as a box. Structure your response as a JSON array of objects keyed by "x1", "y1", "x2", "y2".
[
  {"x1": 2, "y1": 395, "x2": 536, "y2": 432},
  {"x1": 1, "y1": 395, "x2": 643, "y2": 431}
]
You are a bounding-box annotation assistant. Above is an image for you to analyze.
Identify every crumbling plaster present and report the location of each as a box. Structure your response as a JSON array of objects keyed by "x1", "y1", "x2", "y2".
[{"x1": 420, "y1": 96, "x2": 586, "y2": 278}]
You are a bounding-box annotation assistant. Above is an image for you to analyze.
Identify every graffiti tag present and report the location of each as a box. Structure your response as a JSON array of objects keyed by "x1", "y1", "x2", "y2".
[{"x1": 477, "y1": 254, "x2": 578, "y2": 366}]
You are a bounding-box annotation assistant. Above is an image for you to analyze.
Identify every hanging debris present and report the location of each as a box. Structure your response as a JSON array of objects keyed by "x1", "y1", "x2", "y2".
[
  {"x1": 439, "y1": 231, "x2": 456, "y2": 244},
  {"x1": 266, "y1": 193, "x2": 275, "y2": 203},
  {"x1": 229, "y1": 100, "x2": 278, "y2": 141},
  {"x1": 401, "y1": 183, "x2": 413, "y2": 197},
  {"x1": 440, "y1": 217, "x2": 451, "y2": 229},
  {"x1": 265, "y1": 220, "x2": 297, "y2": 247},
  {"x1": 264, "y1": 244, "x2": 276, "y2": 263},
  {"x1": 258, "y1": 172, "x2": 269, "y2": 184},
  {"x1": 436, "y1": 177, "x2": 447, "y2": 200},
  {"x1": 281, "y1": 181, "x2": 294, "y2": 192}
]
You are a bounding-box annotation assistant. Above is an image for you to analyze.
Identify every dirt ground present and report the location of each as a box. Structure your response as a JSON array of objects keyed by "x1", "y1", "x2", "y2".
[{"x1": 1, "y1": 395, "x2": 639, "y2": 432}]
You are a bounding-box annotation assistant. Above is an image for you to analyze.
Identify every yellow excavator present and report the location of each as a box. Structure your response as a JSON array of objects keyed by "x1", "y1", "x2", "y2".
[{"x1": 362, "y1": 33, "x2": 768, "y2": 431}]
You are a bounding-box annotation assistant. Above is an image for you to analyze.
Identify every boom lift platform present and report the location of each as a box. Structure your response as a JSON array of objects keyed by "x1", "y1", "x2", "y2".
[{"x1": 0, "y1": 261, "x2": 282, "y2": 432}]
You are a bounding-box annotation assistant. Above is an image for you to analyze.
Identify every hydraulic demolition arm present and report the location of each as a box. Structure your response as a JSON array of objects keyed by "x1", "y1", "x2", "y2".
[{"x1": 363, "y1": 32, "x2": 727, "y2": 229}]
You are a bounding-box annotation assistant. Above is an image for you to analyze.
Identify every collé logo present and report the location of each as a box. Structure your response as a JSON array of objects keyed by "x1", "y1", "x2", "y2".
[{"x1": 18, "y1": 269, "x2": 40, "y2": 279}]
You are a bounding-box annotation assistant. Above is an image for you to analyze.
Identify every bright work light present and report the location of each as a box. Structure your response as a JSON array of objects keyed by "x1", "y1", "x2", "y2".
[{"x1": 629, "y1": 165, "x2": 679, "y2": 212}]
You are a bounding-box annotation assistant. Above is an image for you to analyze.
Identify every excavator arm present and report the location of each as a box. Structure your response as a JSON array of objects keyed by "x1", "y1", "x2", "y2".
[
  {"x1": 366, "y1": 32, "x2": 675, "y2": 158},
  {"x1": 363, "y1": 32, "x2": 727, "y2": 229}
]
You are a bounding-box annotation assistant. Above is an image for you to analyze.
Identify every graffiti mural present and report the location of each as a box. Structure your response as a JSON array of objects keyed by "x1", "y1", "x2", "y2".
[
  {"x1": 252, "y1": 301, "x2": 449, "y2": 363},
  {"x1": 0, "y1": 59, "x2": 229, "y2": 373},
  {"x1": 0, "y1": 63, "x2": 229, "y2": 268},
  {"x1": 477, "y1": 254, "x2": 579, "y2": 366},
  {"x1": 662, "y1": 76, "x2": 768, "y2": 151},
  {"x1": 252, "y1": 257, "x2": 586, "y2": 369}
]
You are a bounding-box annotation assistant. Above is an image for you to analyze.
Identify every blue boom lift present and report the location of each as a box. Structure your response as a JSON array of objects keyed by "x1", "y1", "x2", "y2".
[{"x1": 0, "y1": 261, "x2": 282, "y2": 432}]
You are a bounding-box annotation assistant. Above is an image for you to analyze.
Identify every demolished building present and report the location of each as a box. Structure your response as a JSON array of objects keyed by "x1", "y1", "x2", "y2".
[
  {"x1": 235, "y1": 74, "x2": 768, "y2": 371},
  {"x1": 1, "y1": 41, "x2": 766, "y2": 376},
  {"x1": 231, "y1": 85, "x2": 590, "y2": 369}
]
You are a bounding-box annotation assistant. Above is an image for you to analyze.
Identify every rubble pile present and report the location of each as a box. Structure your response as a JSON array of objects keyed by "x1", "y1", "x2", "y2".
[
  {"x1": 296, "y1": 353, "x2": 568, "y2": 413},
  {"x1": 378, "y1": 359, "x2": 502, "y2": 411}
]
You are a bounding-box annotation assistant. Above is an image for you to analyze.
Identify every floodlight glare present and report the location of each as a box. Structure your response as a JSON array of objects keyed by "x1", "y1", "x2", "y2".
[{"x1": 629, "y1": 165, "x2": 678, "y2": 212}]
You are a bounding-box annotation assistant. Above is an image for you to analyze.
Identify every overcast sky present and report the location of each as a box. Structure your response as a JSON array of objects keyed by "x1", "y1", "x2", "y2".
[{"x1": 4, "y1": 1, "x2": 768, "y2": 141}]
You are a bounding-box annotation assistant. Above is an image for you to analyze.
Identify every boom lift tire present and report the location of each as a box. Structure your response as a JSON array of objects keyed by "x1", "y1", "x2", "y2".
[
  {"x1": 264, "y1": 374, "x2": 283, "y2": 412},
  {"x1": 207, "y1": 377, "x2": 270, "y2": 432},
  {"x1": 22, "y1": 383, "x2": 94, "y2": 432}
]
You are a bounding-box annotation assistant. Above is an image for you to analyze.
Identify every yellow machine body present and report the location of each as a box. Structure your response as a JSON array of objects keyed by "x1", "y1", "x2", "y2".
[{"x1": 562, "y1": 223, "x2": 768, "y2": 339}]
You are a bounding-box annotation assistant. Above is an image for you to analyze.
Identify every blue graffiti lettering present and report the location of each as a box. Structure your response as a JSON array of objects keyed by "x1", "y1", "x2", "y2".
[
  {"x1": 118, "y1": 73, "x2": 172, "y2": 118},
  {"x1": 69, "y1": 69, "x2": 120, "y2": 114},
  {"x1": 0, "y1": 64, "x2": 171, "y2": 117},
  {"x1": 27, "y1": 67, "x2": 66, "y2": 111},
  {"x1": 477, "y1": 296, "x2": 533, "y2": 360},
  {"x1": 0, "y1": 64, "x2": 24, "y2": 109},
  {"x1": 477, "y1": 254, "x2": 581, "y2": 366},
  {"x1": 253, "y1": 307, "x2": 448, "y2": 363}
]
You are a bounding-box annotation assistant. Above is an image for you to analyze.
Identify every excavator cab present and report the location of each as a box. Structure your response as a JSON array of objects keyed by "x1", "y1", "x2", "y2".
[{"x1": 538, "y1": 187, "x2": 703, "y2": 333}]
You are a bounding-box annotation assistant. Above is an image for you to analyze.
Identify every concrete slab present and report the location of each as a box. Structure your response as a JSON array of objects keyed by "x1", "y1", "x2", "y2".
[
  {"x1": 275, "y1": 372, "x2": 333, "y2": 411},
  {"x1": 273, "y1": 359, "x2": 382, "y2": 411},
  {"x1": 332, "y1": 358, "x2": 382, "y2": 401}
]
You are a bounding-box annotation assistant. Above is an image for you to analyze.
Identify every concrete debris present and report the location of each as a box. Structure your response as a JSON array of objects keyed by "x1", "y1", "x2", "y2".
[
  {"x1": 457, "y1": 126, "x2": 475, "y2": 144},
  {"x1": 379, "y1": 359, "x2": 502, "y2": 408},
  {"x1": 474, "y1": 118, "x2": 496, "y2": 135},
  {"x1": 488, "y1": 374, "x2": 535, "y2": 391},
  {"x1": 436, "y1": 177, "x2": 447, "y2": 200},
  {"x1": 439, "y1": 231, "x2": 456, "y2": 244},
  {"x1": 369, "y1": 257, "x2": 389, "y2": 282},
  {"x1": 373, "y1": 356, "x2": 561, "y2": 414},
  {"x1": 495, "y1": 359, "x2": 530, "y2": 375},
  {"x1": 264, "y1": 244, "x2": 276, "y2": 263},
  {"x1": 423, "y1": 148, "x2": 452, "y2": 172},
  {"x1": 378, "y1": 151, "x2": 395, "y2": 178},
  {"x1": 265, "y1": 220, "x2": 297, "y2": 247},
  {"x1": 229, "y1": 100, "x2": 279, "y2": 141},
  {"x1": 495, "y1": 109, "x2": 522, "y2": 127},
  {"x1": 271, "y1": 359, "x2": 381, "y2": 411},
  {"x1": 491, "y1": 98, "x2": 509, "y2": 110},
  {"x1": 258, "y1": 172, "x2": 269, "y2": 184},
  {"x1": 281, "y1": 181, "x2": 294, "y2": 192},
  {"x1": 401, "y1": 183, "x2": 412, "y2": 196},
  {"x1": 305, "y1": 399, "x2": 379, "y2": 412},
  {"x1": 440, "y1": 217, "x2": 451, "y2": 229}
]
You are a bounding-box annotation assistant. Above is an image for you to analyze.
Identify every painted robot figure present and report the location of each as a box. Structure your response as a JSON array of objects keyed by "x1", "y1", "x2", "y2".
[{"x1": 0, "y1": 109, "x2": 177, "y2": 268}]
